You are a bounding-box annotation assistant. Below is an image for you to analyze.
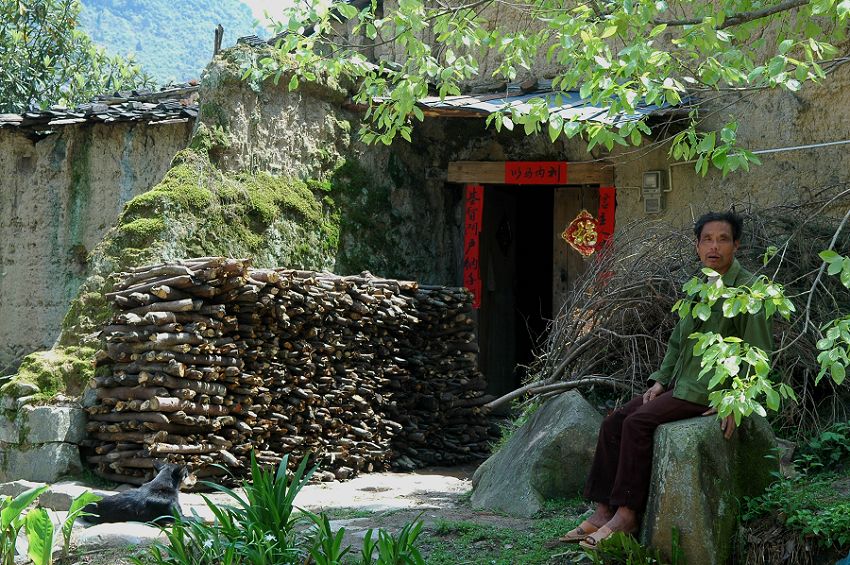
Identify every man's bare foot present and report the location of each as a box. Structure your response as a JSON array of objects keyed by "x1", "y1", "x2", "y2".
[
  {"x1": 601, "y1": 506, "x2": 639, "y2": 533},
  {"x1": 587, "y1": 502, "x2": 616, "y2": 528},
  {"x1": 580, "y1": 506, "x2": 640, "y2": 550},
  {"x1": 556, "y1": 503, "x2": 616, "y2": 543}
]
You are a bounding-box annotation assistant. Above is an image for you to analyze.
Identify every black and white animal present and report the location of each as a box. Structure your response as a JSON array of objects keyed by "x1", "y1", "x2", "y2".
[{"x1": 83, "y1": 461, "x2": 196, "y2": 524}]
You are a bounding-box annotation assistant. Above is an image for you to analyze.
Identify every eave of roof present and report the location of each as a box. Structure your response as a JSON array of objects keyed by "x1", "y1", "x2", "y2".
[
  {"x1": 414, "y1": 87, "x2": 683, "y2": 125},
  {"x1": 0, "y1": 83, "x2": 200, "y2": 130}
]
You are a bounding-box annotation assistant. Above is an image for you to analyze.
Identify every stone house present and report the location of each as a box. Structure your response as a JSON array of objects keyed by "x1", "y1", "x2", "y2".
[{"x1": 2, "y1": 20, "x2": 849, "y2": 406}]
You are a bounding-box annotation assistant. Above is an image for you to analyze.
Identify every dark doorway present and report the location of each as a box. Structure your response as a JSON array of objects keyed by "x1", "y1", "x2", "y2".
[
  {"x1": 514, "y1": 187, "x2": 554, "y2": 380},
  {"x1": 478, "y1": 185, "x2": 554, "y2": 398}
]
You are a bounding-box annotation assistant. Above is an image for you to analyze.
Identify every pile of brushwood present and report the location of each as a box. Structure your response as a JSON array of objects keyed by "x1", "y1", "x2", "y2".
[{"x1": 488, "y1": 190, "x2": 850, "y2": 439}]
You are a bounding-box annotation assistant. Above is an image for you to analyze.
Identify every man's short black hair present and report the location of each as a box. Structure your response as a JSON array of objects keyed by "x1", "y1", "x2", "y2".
[{"x1": 694, "y1": 211, "x2": 743, "y2": 241}]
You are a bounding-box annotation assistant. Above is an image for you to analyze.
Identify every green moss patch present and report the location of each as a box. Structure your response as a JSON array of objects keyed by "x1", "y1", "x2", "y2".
[
  {"x1": 2, "y1": 347, "x2": 96, "y2": 400},
  {"x1": 58, "y1": 149, "x2": 347, "y2": 344},
  {"x1": 330, "y1": 160, "x2": 406, "y2": 277}
]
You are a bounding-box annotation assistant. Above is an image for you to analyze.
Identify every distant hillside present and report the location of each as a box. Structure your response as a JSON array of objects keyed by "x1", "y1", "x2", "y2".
[{"x1": 79, "y1": 0, "x2": 266, "y2": 84}]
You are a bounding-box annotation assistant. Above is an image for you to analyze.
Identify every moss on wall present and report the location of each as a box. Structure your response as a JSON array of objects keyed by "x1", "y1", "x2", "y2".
[
  {"x1": 0, "y1": 347, "x2": 95, "y2": 400},
  {"x1": 57, "y1": 141, "x2": 350, "y2": 349}
]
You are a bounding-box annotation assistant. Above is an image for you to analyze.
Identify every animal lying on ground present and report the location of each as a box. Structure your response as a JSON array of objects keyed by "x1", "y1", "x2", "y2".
[{"x1": 83, "y1": 461, "x2": 196, "y2": 524}]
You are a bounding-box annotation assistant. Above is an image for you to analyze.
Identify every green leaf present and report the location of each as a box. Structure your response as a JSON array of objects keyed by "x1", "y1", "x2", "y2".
[
  {"x1": 831, "y1": 363, "x2": 846, "y2": 385},
  {"x1": 694, "y1": 302, "x2": 711, "y2": 321},
  {"x1": 64, "y1": 491, "x2": 101, "y2": 548},
  {"x1": 649, "y1": 24, "x2": 667, "y2": 38},
  {"x1": 2, "y1": 485, "x2": 48, "y2": 529},
  {"x1": 25, "y1": 508, "x2": 54, "y2": 565},
  {"x1": 337, "y1": 3, "x2": 358, "y2": 19},
  {"x1": 601, "y1": 25, "x2": 618, "y2": 38},
  {"x1": 819, "y1": 249, "x2": 841, "y2": 263}
]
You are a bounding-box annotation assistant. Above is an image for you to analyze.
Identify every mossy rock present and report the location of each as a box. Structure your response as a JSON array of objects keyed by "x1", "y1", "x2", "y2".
[
  {"x1": 1, "y1": 347, "x2": 96, "y2": 400},
  {"x1": 59, "y1": 148, "x2": 349, "y2": 343}
]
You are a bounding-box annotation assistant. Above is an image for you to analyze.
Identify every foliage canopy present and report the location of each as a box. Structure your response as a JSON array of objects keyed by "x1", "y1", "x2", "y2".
[
  {"x1": 258, "y1": 0, "x2": 849, "y2": 174},
  {"x1": 0, "y1": 0, "x2": 153, "y2": 113}
]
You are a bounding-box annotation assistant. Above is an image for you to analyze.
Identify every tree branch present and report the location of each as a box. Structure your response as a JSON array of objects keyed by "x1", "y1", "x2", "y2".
[{"x1": 655, "y1": 0, "x2": 811, "y2": 29}]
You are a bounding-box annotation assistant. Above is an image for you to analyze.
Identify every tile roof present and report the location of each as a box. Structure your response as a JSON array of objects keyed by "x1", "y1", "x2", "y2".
[{"x1": 0, "y1": 83, "x2": 200, "y2": 130}]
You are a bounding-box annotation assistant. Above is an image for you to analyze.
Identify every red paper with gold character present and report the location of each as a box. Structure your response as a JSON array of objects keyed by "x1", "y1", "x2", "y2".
[{"x1": 562, "y1": 210, "x2": 599, "y2": 256}]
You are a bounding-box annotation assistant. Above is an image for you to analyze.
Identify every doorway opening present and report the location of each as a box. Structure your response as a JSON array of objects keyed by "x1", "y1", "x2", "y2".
[{"x1": 478, "y1": 185, "x2": 554, "y2": 398}]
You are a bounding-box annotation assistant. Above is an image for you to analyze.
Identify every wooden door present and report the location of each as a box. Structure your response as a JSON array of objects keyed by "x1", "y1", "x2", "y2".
[
  {"x1": 552, "y1": 185, "x2": 599, "y2": 315},
  {"x1": 477, "y1": 186, "x2": 518, "y2": 398}
]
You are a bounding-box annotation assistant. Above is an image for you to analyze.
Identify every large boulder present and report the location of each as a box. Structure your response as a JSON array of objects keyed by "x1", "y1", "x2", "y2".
[
  {"x1": 471, "y1": 390, "x2": 602, "y2": 517},
  {"x1": 641, "y1": 415, "x2": 778, "y2": 565}
]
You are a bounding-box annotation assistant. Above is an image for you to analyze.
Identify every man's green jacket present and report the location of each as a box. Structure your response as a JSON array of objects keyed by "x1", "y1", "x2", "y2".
[{"x1": 648, "y1": 259, "x2": 774, "y2": 406}]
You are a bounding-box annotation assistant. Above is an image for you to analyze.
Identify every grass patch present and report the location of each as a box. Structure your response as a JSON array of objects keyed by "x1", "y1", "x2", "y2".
[
  {"x1": 420, "y1": 515, "x2": 587, "y2": 564},
  {"x1": 322, "y1": 507, "x2": 377, "y2": 520}
]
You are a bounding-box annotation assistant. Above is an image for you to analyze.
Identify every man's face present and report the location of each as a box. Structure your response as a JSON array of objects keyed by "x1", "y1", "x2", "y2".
[{"x1": 696, "y1": 220, "x2": 739, "y2": 275}]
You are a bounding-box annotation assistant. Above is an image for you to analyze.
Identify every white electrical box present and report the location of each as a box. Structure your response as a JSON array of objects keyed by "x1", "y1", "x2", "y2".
[{"x1": 642, "y1": 170, "x2": 666, "y2": 214}]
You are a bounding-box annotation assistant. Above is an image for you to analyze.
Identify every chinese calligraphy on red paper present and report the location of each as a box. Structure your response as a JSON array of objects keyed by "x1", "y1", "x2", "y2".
[
  {"x1": 464, "y1": 184, "x2": 484, "y2": 308},
  {"x1": 561, "y1": 209, "x2": 599, "y2": 256},
  {"x1": 504, "y1": 162, "x2": 567, "y2": 185}
]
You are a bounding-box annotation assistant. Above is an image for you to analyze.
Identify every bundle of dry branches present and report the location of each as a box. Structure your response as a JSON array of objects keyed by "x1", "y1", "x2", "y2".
[{"x1": 488, "y1": 186, "x2": 850, "y2": 437}]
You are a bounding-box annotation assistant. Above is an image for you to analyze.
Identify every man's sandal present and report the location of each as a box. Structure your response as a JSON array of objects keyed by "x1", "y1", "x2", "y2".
[
  {"x1": 557, "y1": 520, "x2": 600, "y2": 543},
  {"x1": 579, "y1": 525, "x2": 638, "y2": 550}
]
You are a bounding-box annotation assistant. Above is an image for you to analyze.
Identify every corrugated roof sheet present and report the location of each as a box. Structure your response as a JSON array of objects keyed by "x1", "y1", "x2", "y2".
[{"x1": 415, "y1": 82, "x2": 681, "y2": 124}]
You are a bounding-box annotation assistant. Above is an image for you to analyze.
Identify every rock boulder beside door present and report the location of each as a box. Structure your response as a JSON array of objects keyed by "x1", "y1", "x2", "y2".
[{"x1": 471, "y1": 390, "x2": 602, "y2": 518}]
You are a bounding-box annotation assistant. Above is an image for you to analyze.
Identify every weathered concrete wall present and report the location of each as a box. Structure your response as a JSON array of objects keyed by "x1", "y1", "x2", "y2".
[
  {"x1": 611, "y1": 64, "x2": 850, "y2": 232},
  {"x1": 0, "y1": 121, "x2": 192, "y2": 374}
]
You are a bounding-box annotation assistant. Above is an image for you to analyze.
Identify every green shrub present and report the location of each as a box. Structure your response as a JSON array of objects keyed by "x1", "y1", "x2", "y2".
[
  {"x1": 794, "y1": 422, "x2": 850, "y2": 473},
  {"x1": 744, "y1": 472, "x2": 850, "y2": 548}
]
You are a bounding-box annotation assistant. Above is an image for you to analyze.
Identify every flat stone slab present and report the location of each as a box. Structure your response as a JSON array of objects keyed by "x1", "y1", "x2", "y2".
[{"x1": 73, "y1": 522, "x2": 165, "y2": 551}]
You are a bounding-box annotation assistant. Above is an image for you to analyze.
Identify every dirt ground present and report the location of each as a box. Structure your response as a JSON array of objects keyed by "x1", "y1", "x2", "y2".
[{"x1": 69, "y1": 463, "x2": 590, "y2": 565}]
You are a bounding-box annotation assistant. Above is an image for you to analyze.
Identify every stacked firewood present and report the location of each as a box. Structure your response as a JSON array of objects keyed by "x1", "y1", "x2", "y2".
[{"x1": 85, "y1": 258, "x2": 494, "y2": 484}]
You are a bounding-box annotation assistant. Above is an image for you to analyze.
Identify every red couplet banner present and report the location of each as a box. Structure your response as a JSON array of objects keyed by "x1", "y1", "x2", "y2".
[
  {"x1": 504, "y1": 161, "x2": 568, "y2": 184},
  {"x1": 463, "y1": 184, "x2": 484, "y2": 308},
  {"x1": 597, "y1": 186, "x2": 616, "y2": 244}
]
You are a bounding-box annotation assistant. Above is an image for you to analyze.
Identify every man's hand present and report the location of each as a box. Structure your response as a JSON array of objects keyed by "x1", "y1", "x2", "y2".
[
  {"x1": 642, "y1": 382, "x2": 665, "y2": 404},
  {"x1": 702, "y1": 407, "x2": 737, "y2": 439}
]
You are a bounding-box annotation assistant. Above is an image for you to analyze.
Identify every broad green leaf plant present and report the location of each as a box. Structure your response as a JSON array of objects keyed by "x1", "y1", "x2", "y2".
[
  {"x1": 0, "y1": 485, "x2": 99, "y2": 565},
  {"x1": 252, "y1": 0, "x2": 849, "y2": 174},
  {"x1": 815, "y1": 250, "x2": 850, "y2": 386}
]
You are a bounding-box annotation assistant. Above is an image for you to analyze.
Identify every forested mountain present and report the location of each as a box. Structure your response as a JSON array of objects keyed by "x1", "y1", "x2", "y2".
[{"x1": 78, "y1": 0, "x2": 267, "y2": 84}]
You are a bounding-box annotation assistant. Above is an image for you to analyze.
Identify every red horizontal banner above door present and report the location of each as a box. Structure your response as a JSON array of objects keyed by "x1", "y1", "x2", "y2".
[{"x1": 504, "y1": 161, "x2": 568, "y2": 184}]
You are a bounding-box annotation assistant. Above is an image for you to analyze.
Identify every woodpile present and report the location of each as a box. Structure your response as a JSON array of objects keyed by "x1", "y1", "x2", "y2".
[{"x1": 85, "y1": 257, "x2": 494, "y2": 484}]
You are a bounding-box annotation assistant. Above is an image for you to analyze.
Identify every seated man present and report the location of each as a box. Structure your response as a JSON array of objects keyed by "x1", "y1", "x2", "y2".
[{"x1": 561, "y1": 211, "x2": 773, "y2": 549}]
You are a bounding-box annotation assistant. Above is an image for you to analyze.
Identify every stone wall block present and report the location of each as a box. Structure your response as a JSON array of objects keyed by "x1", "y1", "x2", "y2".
[
  {"x1": 641, "y1": 415, "x2": 778, "y2": 565},
  {"x1": 20, "y1": 405, "x2": 87, "y2": 444},
  {"x1": 471, "y1": 391, "x2": 602, "y2": 517},
  {"x1": 0, "y1": 413, "x2": 19, "y2": 444},
  {"x1": 0, "y1": 443, "x2": 82, "y2": 483}
]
